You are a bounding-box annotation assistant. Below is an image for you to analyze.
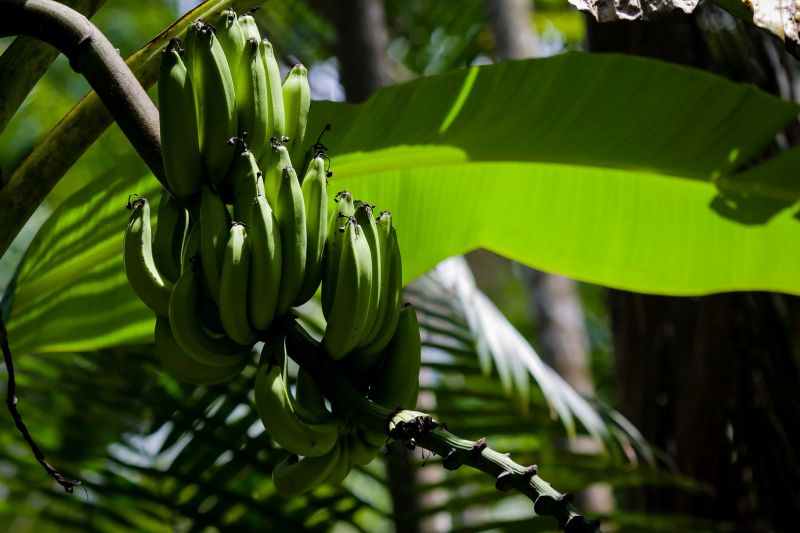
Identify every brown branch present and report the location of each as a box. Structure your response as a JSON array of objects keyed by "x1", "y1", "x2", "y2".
[
  {"x1": 0, "y1": 315, "x2": 81, "y2": 493},
  {"x1": 282, "y1": 318, "x2": 602, "y2": 533},
  {"x1": 0, "y1": 0, "x2": 107, "y2": 134},
  {"x1": 0, "y1": 0, "x2": 164, "y2": 181}
]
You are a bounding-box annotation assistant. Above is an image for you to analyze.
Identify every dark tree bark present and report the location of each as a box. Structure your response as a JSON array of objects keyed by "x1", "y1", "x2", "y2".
[
  {"x1": 327, "y1": 1, "x2": 425, "y2": 530},
  {"x1": 588, "y1": 11, "x2": 800, "y2": 531},
  {"x1": 484, "y1": 0, "x2": 538, "y2": 59},
  {"x1": 328, "y1": 0, "x2": 392, "y2": 102}
]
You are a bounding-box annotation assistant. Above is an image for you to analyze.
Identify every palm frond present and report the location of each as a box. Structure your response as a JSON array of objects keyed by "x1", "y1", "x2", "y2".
[{"x1": 407, "y1": 256, "x2": 647, "y2": 459}]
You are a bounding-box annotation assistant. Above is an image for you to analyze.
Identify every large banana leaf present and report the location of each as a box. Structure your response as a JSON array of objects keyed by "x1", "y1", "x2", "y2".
[
  {"x1": 6, "y1": 52, "x2": 800, "y2": 352},
  {"x1": 308, "y1": 53, "x2": 800, "y2": 296}
]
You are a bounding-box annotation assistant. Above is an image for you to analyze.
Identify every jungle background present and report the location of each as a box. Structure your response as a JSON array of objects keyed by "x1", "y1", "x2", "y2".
[{"x1": 1, "y1": 0, "x2": 799, "y2": 532}]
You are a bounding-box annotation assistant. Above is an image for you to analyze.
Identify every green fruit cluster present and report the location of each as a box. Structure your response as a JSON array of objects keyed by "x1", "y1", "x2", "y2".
[{"x1": 122, "y1": 10, "x2": 421, "y2": 497}]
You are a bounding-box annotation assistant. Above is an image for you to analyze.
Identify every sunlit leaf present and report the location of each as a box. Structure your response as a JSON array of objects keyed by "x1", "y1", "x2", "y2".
[{"x1": 308, "y1": 53, "x2": 800, "y2": 295}]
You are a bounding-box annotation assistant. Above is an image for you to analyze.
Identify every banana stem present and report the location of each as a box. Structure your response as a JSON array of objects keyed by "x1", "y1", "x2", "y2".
[
  {"x1": 0, "y1": 0, "x2": 164, "y2": 182},
  {"x1": 281, "y1": 318, "x2": 602, "y2": 533}
]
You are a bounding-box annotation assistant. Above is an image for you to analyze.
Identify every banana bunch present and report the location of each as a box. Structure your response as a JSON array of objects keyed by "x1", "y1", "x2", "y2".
[
  {"x1": 126, "y1": 10, "x2": 320, "y2": 383},
  {"x1": 255, "y1": 301, "x2": 421, "y2": 496},
  {"x1": 123, "y1": 8, "x2": 422, "y2": 498}
]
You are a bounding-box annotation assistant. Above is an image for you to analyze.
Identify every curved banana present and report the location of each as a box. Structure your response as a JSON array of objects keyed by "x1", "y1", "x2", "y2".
[
  {"x1": 254, "y1": 335, "x2": 341, "y2": 457},
  {"x1": 262, "y1": 142, "x2": 292, "y2": 201},
  {"x1": 369, "y1": 305, "x2": 421, "y2": 410},
  {"x1": 153, "y1": 189, "x2": 189, "y2": 284},
  {"x1": 182, "y1": 220, "x2": 226, "y2": 336},
  {"x1": 263, "y1": 147, "x2": 306, "y2": 315},
  {"x1": 321, "y1": 191, "x2": 355, "y2": 318},
  {"x1": 169, "y1": 263, "x2": 251, "y2": 366},
  {"x1": 322, "y1": 437, "x2": 351, "y2": 485},
  {"x1": 282, "y1": 64, "x2": 310, "y2": 167},
  {"x1": 158, "y1": 39, "x2": 202, "y2": 197},
  {"x1": 181, "y1": 217, "x2": 200, "y2": 271},
  {"x1": 235, "y1": 37, "x2": 269, "y2": 160},
  {"x1": 199, "y1": 185, "x2": 230, "y2": 305},
  {"x1": 272, "y1": 444, "x2": 342, "y2": 496},
  {"x1": 230, "y1": 149, "x2": 264, "y2": 225},
  {"x1": 293, "y1": 366, "x2": 331, "y2": 424},
  {"x1": 322, "y1": 218, "x2": 372, "y2": 359},
  {"x1": 214, "y1": 8, "x2": 245, "y2": 79},
  {"x1": 219, "y1": 223, "x2": 256, "y2": 345},
  {"x1": 154, "y1": 315, "x2": 247, "y2": 385},
  {"x1": 357, "y1": 226, "x2": 402, "y2": 356},
  {"x1": 294, "y1": 156, "x2": 327, "y2": 306},
  {"x1": 192, "y1": 22, "x2": 237, "y2": 184},
  {"x1": 124, "y1": 196, "x2": 172, "y2": 316},
  {"x1": 347, "y1": 430, "x2": 380, "y2": 466},
  {"x1": 260, "y1": 38, "x2": 285, "y2": 158},
  {"x1": 248, "y1": 195, "x2": 282, "y2": 331},
  {"x1": 359, "y1": 211, "x2": 392, "y2": 345},
  {"x1": 353, "y1": 202, "x2": 381, "y2": 344},
  {"x1": 183, "y1": 21, "x2": 200, "y2": 78}
]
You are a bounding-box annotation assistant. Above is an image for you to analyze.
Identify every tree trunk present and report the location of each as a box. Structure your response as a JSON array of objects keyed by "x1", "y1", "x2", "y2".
[
  {"x1": 328, "y1": 0, "x2": 392, "y2": 102},
  {"x1": 484, "y1": 0, "x2": 538, "y2": 59},
  {"x1": 588, "y1": 10, "x2": 800, "y2": 530},
  {"x1": 483, "y1": 0, "x2": 612, "y2": 514}
]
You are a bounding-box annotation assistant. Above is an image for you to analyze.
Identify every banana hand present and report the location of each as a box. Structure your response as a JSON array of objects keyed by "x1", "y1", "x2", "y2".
[
  {"x1": 123, "y1": 196, "x2": 172, "y2": 316},
  {"x1": 154, "y1": 316, "x2": 247, "y2": 385},
  {"x1": 254, "y1": 335, "x2": 341, "y2": 457}
]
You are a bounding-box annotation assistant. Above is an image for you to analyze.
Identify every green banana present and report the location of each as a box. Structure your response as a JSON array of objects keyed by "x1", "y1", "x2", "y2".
[
  {"x1": 235, "y1": 37, "x2": 270, "y2": 160},
  {"x1": 321, "y1": 191, "x2": 355, "y2": 318},
  {"x1": 153, "y1": 189, "x2": 189, "y2": 284},
  {"x1": 347, "y1": 430, "x2": 380, "y2": 466},
  {"x1": 294, "y1": 156, "x2": 328, "y2": 305},
  {"x1": 359, "y1": 211, "x2": 392, "y2": 345},
  {"x1": 282, "y1": 64, "x2": 310, "y2": 167},
  {"x1": 263, "y1": 147, "x2": 307, "y2": 315},
  {"x1": 369, "y1": 305, "x2": 421, "y2": 410},
  {"x1": 322, "y1": 437, "x2": 351, "y2": 485},
  {"x1": 262, "y1": 142, "x2": 292, "y2": 200},
  {"x1": 358, "y1": 422, "x2": 387, "y2": 449},
  {"x1": 260, "y1": 37, "x2": 285, "y2": 157},
  {"x1": 357, "y1": 226, "x2": 402, "y2": 356},
  {"x1": 237, "y1": 12, "x2": 261, "y2": 42},
  {"x1": 199, "y1": 185, "x2": 230, "y2": 305},
  {"x1": 192, "y1": 23, "x2": 237, "y2": 184},
  {"x1": 154, "y1": 316, "x2": 247, "y2": 385},
  {"x1": 353, "y1": 202, "x2": 381, "y2": 345},
  {"x1": 230, "y1": 149, "x2": 264, "y2": 225},
  {"x1": 158, "y1": 39, "x2": 202, "y2": 197},
  {"x1": 214, "y1": 8, "x2": 245, "y2": 80},
  {"x1": 182, "y1": 221, "x2": 227, "y2": 336},
  {"x1": 293, "y1": 366, "x2": 331, "y2": 424},
  {"x1": 123, "y1": 196, "x2": 172, "y2": 316},
  {"x1": 248, "y1": 195, "x2": 282, "y2": 331},
  {"x1": 183, "y1": 21, "x2": 200, "y2": 79},
  {"x1": 272, "y1": 444, "x2": 342, "y2": 496},
  {"x1": 254, "y1": 335, "x2": 341, "y2": 457},
  {"x1": 322, "y1": 218, "x2": 372, "y2": 359},
  {"x1": 219, "y1": 223, "x2": 256, "y2": 345},
  {"x1": 181, "y1": 218, "x2": 200, "y2": 271},
  {"x1": 169, "y1": 263, "x2": 251, "y2": 366}
]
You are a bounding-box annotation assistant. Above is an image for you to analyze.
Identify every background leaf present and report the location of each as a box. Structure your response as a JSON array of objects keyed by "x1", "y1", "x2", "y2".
[
  {"x1": 305, "y1": 52, "x2": 800, "y2": 295},
  {"x1": 7, "y1": 173, "x2": 157, "y2": 352}
]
